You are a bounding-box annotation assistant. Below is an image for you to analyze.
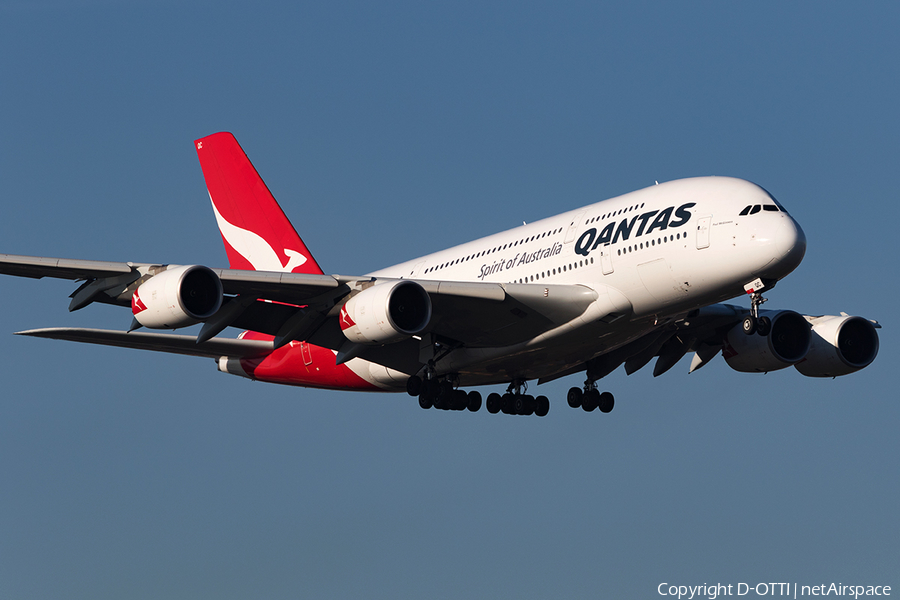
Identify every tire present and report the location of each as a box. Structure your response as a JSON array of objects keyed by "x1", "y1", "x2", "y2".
[
  {"x1": 424, "y1": 378, "x2": 441, "y2": 399},
  {"x1": 582, "y1": 389, "x2": 599, "y2": 412},
  {"x1": 486, "y1": 392, "x2": 502, "y2": 414},
  {"x1": 598, "y1": 391, "x2": 614, "y2": 413},
  {"x1": 742, "y1": 315, "x2": 757, "y2": 335},
  {"x1": 567, "y1": 387, "x2": 583, "y2": 408},
  {"x1": 756, "y1": 316, "x2": 771, "y2": 336},
  {"x1": 406, "y1": 376, "x2": 423, "y2": 397},
  {"x1": 535, "y1": 395, "x2": 550, "y2": 417},
  {"x1": 418, "y1": 394, "x2": 432, "y2": 409},
  {"x1": 467, "y1": 391, "x2": 482, "y2": 412},
  {"x1": 513, "y1": 395, "x2": 526, "y2": 415}
]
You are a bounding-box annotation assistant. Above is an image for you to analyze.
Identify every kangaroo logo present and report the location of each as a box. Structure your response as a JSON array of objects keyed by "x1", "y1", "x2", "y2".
[{"x1": 210, "y1": 194, "x2": 308, "y2": 272}]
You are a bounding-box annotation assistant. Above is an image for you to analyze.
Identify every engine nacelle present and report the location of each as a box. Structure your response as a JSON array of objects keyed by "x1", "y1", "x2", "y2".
[
  {"x1": 794, "y1": 315, "x2": 879, "y2": 377},
  {"x1": 724, "y1": 310, "x2": 811, "y2": 373},
  {"x1": 340, "y1": 280, "x2": 432, "y2": 344},
  {"x1": 131, "y1": 265, "x2": 223, "y2": 329}
]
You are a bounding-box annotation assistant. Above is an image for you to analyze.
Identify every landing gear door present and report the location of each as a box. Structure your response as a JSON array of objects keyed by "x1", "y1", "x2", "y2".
[{"x1": 696, "y1": 215, "x2": 711, "y2": 250}]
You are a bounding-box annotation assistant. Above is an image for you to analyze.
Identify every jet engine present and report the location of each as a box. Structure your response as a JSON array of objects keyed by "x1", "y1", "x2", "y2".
[
  {"x1": 794, "y1": 314, "x2": 879, "y2": 377},
  {"x1": 131, "y1": 265, "x2": 223, "y2": 329},
  {"x1": 724, "y1": 310, "x2": 811, "y2": 373},
  {"x1": 340, "y1": 280, "x2": 432, "y2": 344}
]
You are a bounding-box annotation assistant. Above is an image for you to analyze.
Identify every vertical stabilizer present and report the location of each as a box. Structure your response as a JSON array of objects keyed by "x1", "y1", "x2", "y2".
[{"x1": 195, "y1": 132, "x2": 324, "y2": 275}]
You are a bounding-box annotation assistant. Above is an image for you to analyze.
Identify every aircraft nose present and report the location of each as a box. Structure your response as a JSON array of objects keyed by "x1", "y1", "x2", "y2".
[
  {"x1": 778, "y1": 215, "x2": 806, "y2": 269},
  {"x1": 761, "y1": 215, "x2": 806, "y2": 279}
]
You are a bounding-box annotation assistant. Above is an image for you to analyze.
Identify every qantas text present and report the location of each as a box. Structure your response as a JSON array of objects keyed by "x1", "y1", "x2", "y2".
[{"x1": 575, "y1": 202, "x2": 696, "y2": 257}]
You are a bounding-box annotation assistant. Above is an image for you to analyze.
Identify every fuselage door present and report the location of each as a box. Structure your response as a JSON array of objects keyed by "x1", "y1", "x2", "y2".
[
  {"x1": 409, "y1": 261, "x2": 425, "y2": 278},
  {"x1": 600, "y1": 244, "x2": 614, "y2": 275},
  {"x1": 564, "y1": 210, "x2": 588, "y2": 244},
  {"x1": 696, "y1": 215, "x2": 712, "y2": 249}
]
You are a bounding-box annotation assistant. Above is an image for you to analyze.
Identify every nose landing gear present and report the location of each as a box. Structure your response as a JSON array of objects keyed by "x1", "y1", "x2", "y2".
[{"x1": 742, "y1": 278, "x2": 773, "y2": 336}]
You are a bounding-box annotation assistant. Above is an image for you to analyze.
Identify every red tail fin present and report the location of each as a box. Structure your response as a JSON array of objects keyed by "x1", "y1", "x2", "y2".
[{"x1": 194, "y1": 132, "x2": 324, "y2": 275}]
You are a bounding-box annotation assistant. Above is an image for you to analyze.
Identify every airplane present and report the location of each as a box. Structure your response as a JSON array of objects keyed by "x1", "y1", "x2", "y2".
[{"x1": 0, "y1": 132, "x2": 881, "y2": 417}]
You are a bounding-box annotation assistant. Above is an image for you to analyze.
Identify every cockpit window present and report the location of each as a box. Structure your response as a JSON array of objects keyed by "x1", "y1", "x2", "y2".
[
  {"x1": 749, "y1": 205, "x2": 761, "y2": 215},
  {"x1": 740, "y1": 205, "x2": 751, "y2": 216},
  {"x1": 758, "y1": 184, "x2": 790, "y2": 215},
  {"x1": 763, "y1": 204, "x2": 779, "y2": 212}
]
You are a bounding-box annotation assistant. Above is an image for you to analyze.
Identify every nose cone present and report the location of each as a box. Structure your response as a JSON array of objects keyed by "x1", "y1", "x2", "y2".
[
  {"x1": 779, "y1": 215, "x2": 806, "y2": 269},
  {"x1": 762, "y1": 215, "x2": 806, "y2": 280}
]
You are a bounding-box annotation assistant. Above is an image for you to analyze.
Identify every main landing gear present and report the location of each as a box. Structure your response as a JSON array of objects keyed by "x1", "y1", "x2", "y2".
[
  {"x1": 566, "y1": 380, "x2": 614, "y2": 413},
  {"x1": 406, "y1": 376, "x2": 549, "y2": 417},
  {"x1": 406, "y1": 375, "x2": 482, "y2": 412},
  {"x1": 484, "y1": 380, "x2": 550, "y2": 417}
]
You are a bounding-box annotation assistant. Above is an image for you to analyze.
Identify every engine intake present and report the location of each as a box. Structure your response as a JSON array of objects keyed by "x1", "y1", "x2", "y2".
[
  {"x1": 724, "y1": 310, "x2": 811, "y2": 373},
  {"x1": 131, "y1": 265, "x2": 223, "y2": 329},
  {"x1": 794, "y1": 315, "x2": 879, "y2": 377},
  {"x1": 340, "y1": 280, "x2": 432, "y2": 344}
]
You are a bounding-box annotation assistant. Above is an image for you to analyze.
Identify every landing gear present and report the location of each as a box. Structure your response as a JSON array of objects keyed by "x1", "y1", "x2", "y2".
[
  {"x1": 566, "y1": 380, "x2": 615, "y2": 414},
  {"x1": 743, "y1": 279, "x2": 772, "y2": 337},
  {"x1": 408, "y1": 373, "x2": 482, "y2": 413},
  {"x1": 483, "y1": 380, "x2": 549, "y2": 417}
]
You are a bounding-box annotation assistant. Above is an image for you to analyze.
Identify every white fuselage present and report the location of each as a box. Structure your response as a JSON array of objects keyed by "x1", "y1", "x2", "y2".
[{"x1": 358, "y1": 177, "x2": 806, "y2": 388}]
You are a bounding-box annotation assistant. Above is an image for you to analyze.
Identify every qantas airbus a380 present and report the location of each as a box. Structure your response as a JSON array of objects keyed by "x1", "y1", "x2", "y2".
[{"x1": 0, "y1": 133, "x2": 881, "y2": 416}]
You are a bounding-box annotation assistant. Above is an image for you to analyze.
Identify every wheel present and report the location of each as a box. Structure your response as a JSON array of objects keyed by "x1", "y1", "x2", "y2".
[
  {"x1": 515, "y1": 395, "x2": 534, "y2": 415},
  {"x1": 742, "y1": 315, "x2": 757, "y2": 335},
  {"x1": 513, "y1": 394, "x2": 526, "y2": 415},
  {"x1": 486, "y1": 392, "x2": 502, "y2": 414},
  {"x1": 582, "y1": 389, "x2": 599, "y2": 412},
  {"x1": 467, "y1": 391, "x2": 482, "y2": 412},
  {"x1": 567, "y1": 387, "x2": 583, "y2": 408},
  {"x1": 435, "y1": 388, "x2": 453, "y2": 410},
  {"x1": 418, "y1": 394, "x2": 432, "y2": 409},
  {"x1": 424, "y1": 378, "x2": 440, "y2": 399},
  {"x1": 406, "y1": 375, "x2": 423, "y2": 397},
  {"x1": 756, "y1": 316, "x2": 771, "y2": 336},
  {"x1": 535, "y1": 395, "x2": 550, "y2": 417},
  {"x1": 524, "y1": 395, "x2": 536, "y2": 416},
  {"x1": 450, "y1": 389, "x2": 468, "y2": 410},
  {"x1": 598, "y1": 391, "x2": 614, "y2": 413}
]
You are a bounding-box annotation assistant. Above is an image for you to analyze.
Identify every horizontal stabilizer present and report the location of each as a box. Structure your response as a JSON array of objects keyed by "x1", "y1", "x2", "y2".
[{"x1": 15, "y1": 328, "x2": 273, "y2": 359}]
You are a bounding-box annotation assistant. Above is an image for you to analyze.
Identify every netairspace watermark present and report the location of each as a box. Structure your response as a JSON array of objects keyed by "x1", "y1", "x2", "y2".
[{"x1": 658, "y1": 583, "x2": 891, "y2": 600}]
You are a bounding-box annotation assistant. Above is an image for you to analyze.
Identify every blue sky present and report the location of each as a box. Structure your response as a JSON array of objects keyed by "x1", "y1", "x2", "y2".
[{"x1": 1, "y1": 2, "x2": 897, "y2": 598}]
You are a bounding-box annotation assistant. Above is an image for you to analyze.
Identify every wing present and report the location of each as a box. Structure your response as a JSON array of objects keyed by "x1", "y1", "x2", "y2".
[
  {"x1": 2, "y1": 253, "x2": 604, "y2": 338},
  {"x1": 15, "y1": 327, "x2": 273, "y2": 359},
  {"x1": 2, "y1": 253, "x2": 613, "y2": 375}
]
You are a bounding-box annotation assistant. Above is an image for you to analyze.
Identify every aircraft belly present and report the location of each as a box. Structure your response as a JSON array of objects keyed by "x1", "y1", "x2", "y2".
[{"x1": 444, "y1": 318, "x2": 658, "y2": 386}]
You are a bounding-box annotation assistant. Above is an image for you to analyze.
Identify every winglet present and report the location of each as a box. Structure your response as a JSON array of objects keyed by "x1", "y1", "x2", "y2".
[{"x1": 195, "y1": 132, "x2": 324, "y2": 275}]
